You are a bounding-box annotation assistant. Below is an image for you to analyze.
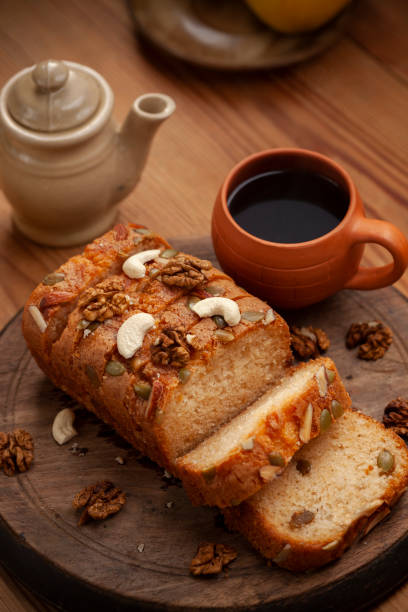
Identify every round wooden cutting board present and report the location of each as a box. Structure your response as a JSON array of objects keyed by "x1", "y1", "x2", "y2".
[{"x1": 0, "y1": 237, "x2": 407, "y2": 612}]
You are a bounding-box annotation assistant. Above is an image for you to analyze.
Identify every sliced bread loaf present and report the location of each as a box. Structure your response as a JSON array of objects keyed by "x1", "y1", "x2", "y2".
[
  {"x1": 23, "y1": 223, "x2": 292, "y2": 470},
  {"x1": 223, "y1": 410, "x2": 408, "y2": 571},
  {"x1": 177, "y1": 357, "x2": 351, "y2": 507}
]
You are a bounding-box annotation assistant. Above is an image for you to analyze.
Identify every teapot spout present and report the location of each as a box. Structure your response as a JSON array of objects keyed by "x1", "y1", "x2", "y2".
[{"x1": 114, "y1": 93, "x2": 175, "y2": 202}]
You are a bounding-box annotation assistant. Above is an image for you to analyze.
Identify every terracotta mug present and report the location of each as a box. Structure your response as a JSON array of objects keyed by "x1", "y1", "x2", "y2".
[{"x1": 212, "y1": 148, "x2": 408, "y2": 309}]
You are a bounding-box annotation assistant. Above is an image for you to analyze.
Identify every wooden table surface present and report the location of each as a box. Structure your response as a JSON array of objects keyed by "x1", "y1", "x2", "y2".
[{"x1": 0, "y1": 0, "x2": 406, "y2": 610}]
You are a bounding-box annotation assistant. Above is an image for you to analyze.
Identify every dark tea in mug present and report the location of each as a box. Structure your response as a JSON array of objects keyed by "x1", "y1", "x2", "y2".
[{"x1": 227, "y1": 169, "x2": 349, "y2": 244}]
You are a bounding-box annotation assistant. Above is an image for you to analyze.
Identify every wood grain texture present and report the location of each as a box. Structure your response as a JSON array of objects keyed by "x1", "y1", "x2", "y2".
[
  {"x1": 0, "y1": 238, "x2": 408, "y2": 612},
  {"x1": 0, "y1": 0, "x2": 407, "y2": 609}
]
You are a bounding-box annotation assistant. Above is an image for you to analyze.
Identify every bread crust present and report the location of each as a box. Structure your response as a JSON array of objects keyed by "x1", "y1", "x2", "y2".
[
  {"x1": 177, "y1": 358, "x2": 351, "y2": 507},
  {"x1": 22, "y1": 223, "x2": 291, "y2": 470},
  {"x1": 223, "y1": 412, "x2": 408, "y2": 571},
  {"x1": 22, "y1": 223, "x2": 169, "y2": 376}
]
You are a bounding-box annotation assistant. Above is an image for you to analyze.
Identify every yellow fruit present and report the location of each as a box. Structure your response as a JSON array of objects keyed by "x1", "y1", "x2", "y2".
[{"x1": 245, "y1": 0, "x2": 351, "y2": 34}]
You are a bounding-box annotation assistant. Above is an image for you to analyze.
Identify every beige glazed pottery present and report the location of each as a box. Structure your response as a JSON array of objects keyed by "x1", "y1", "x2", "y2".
[
  {"x1": 0, "y1": 59, "x2": 175, "y2": 246},
  {"x1": 212, "y1": 149, "x2": 408, "y2": 309}
]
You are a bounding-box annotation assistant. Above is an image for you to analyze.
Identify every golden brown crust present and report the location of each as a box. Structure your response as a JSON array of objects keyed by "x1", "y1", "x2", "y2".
[
  {"x1": 223, "y1": 412, "x2": 408, "y2": 572},
  {"x1": 22, "y1": 224, "x2": 170, "y2": 375},
  {"x1": 22, "y1": 223, "x2": 290, "y2": 470},
  {"x1": 224, "y1": 487, "x2": 404, "y2": 572},
  {"x1": 177, "y1": 358, "x2": 351, "y2": 507}
]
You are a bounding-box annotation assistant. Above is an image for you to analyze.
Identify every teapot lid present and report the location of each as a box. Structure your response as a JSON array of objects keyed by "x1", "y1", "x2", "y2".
[{"x1": 7, "y1": 59, "x2": 101, "y2": 132}]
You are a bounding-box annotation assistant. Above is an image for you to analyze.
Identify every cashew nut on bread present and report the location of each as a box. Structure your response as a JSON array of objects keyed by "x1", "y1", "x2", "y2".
[
  {"x1": 117, "y1": 312, "x2": 156, "y2": 358},
  {"x1": 122, "y1": 249, "x2": 161, "y2": 279},
  {"x1": 191, "y1": 297, "x2": 241, "y2": 326}
]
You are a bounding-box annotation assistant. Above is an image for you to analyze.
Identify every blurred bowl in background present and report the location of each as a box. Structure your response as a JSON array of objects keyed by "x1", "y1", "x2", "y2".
[{"x1": 128, "y1": 0, "x2": 352, "y2": 71}]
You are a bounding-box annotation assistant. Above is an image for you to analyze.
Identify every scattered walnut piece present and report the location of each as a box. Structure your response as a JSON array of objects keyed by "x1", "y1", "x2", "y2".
[
  {"x1": 359, "y1": 329, "x2": 392, "y2": 360},
  {"x1": 358, "y1": 343, "x2": 387, "y2": 361},
  {"x1": 190, "y1": 542, "x2": 238, "y2": 576},
  {"x1": 290, "y1": 325, "x2": 330, "y2": 360},
  {"x1": 73, "y1": 480, "x2": 126, "y2": 526},
  {"x1": 0, "y1": 432, "x2": 7, "y2": 450},
  {"x1": 151, "y1": 327, "x2": 190, "y2": 368},
  {"x1": 345, "y1": 321, "x2": 392, "y2": 361},
  {"x1": 346, "y1": 321, "x2": 378, "y2": 348},
  {"x1": 79, "y1": 279, "x2": 130, "y2": 322},
  {"x1": 315, "y1": 328, "x2": 330, "y2": 352},
  {"x1": 0, "y1": 429, "x2": 34, "y2": 477},
  {"x1": 383, "y1": 397, "x2": 408, "y2": 439},
  {"x1": 289, "y1": 509, "x2": 315, "y2": 529},
  {"x1": 161, "y1": 255, "x2": 212, "y2": 290}
]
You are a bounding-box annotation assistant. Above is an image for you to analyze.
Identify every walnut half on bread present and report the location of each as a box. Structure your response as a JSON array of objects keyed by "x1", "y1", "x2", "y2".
[{"x1": 22, "y1": 223, "x2": 292, "y2": 471}]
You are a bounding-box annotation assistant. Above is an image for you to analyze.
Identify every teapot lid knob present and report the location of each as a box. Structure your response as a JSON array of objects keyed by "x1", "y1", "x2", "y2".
[
  {"x1": 32, "y1": 60, "x2": 69, "y2": 92},
  {"x1": 7, "y1": 59, "x2": 101, "y2": 133}
]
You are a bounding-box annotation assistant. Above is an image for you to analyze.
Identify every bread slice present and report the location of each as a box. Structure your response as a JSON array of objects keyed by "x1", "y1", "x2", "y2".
[
  {"x1": 224, "y1": 410, "x2": 408, "y2": 571},
  {"x1": 23, "y1": 223, "x2": 292, "y2": 470},
  {"x1": 177, "y1": 357, "x2": 351, "y2": 507},
  {"x1": 154, "y1": 298, "x2": 291, "y2": 465}
]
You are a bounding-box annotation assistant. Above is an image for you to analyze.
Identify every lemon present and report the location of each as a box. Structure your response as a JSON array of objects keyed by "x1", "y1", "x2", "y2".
[{"x1": 245, "y1": 0, "x2": 351, "y2": 34}]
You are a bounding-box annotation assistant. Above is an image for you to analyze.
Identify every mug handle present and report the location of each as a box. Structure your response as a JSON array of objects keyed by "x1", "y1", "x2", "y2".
[{"x1": 344, "y1": 217, "x2": 408, "y2": 290}]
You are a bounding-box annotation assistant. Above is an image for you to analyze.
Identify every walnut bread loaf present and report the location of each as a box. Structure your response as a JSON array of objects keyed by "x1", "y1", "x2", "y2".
[
  {"x1": 23, "y1": 223, "x2": 292, "y2": 470},
  {"x1": 177, "y1": 357, "x2": 351, "y2": 508},
  {"x1": 223, "y1": 410, "x2": 408, "y2": 572}
]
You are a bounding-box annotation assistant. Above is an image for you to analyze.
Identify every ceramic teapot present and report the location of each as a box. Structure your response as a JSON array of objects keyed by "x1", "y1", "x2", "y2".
[{"x1": 0, "y1": 59, "x2": 175, "y2": 246}]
